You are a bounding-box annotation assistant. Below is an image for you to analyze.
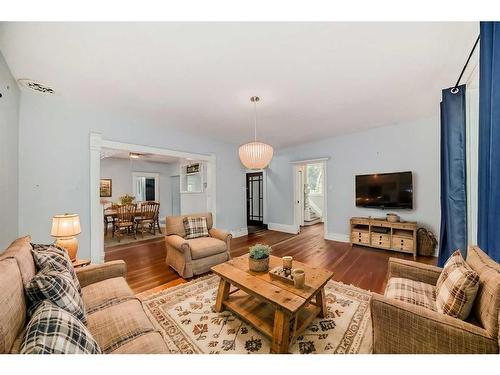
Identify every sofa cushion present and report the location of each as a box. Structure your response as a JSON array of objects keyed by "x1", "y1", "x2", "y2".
[
  {"x1": 188, "y1": 237, "x2": 227, "y2": 260},
  {"x1": 109, "y1": 331, "x2": 169, "y2": 354},
  {"x1": 466, "y1": 246, "x2": 500, "y2": 338},
  {"x1": 385, "y1": 277, "x2": 437, "y2": 311},
  {"x1": 0, "y1": 236, "x2": 36, "y2": 284},
  {"x1": 0, "y1": 258, "x2": 26, "y2": 354},
  {"x1": 436, "y1": 264, "x2": 479, "y2": 320},
  {"x1": 20, "y1": 300, "x2": 101, "y2": 354},
  {"x1": 31, "y1": 243, "x2": 82, "y2": 295},
  {"x1": 165, "y1": 212, "x2": 213, "y2": 238},
  {"x1": 183, "y1": 216, "x2": 209, "y2": 239},
  {"x1": 86, "y1": 299, "x2": 155, "y2": 353},
  {"x1": 82, "y1": 277, "x2": 135, "y2": 314},
  {"x1": 25, "y1": 265, "x2": 87, "y2": 323},
  {"x1": 436, "y1": 249, "x2": 465, "y2": 291}
]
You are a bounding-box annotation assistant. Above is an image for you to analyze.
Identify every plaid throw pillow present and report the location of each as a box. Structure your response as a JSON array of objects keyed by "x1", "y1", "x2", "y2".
[
  {"x1": 25, "y1": 265, "x2": 87, "y2": 324},
  {"x1": 436, "y1": 265, "x2": 479, "y2": 320},
  {"x1": 31, "y1": 243, "x2": 82, "y2": 296},
  {"x1": 21, "y1": 300, "x2": 101, "y2": 354},
  {"x1": 436, "y1": 249, "x2": 465, "y2": 290},
  {"x1": 183, "y1": 216, "x2": 209, "y2": 239}
]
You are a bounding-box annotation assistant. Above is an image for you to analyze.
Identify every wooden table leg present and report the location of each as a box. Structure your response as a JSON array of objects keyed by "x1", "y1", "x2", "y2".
[
  {"x1": 316, "y1": 287, "x2": 328, "y2": 318},
  {"x1": 214, "y1": 278, "x2": 231, "y2": 313},
  {"x1": 271, "y1": 309, "x2": 291, "y2": 354}
]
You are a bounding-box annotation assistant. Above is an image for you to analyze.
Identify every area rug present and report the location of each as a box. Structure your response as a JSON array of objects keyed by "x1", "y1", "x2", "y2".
[{"x1": 142, "y1": 274, "x2": 373, "y2": 354}]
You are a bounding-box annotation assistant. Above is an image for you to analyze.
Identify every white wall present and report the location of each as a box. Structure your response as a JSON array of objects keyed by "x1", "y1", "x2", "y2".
[
  {"x1": 18, "y1": 93, "x2": 246, "y2": 258},
  {"x1": 180, "y1": 162, "x2": 208, "y2": 215},
  {"x1": 267, "y1": 116, "x2": 441, "y2": 241},
  {"x1": 100, "y1": 157, "x2": 178, "y2": 220},
  {"x1": 0, "y1": 52, "x2": 19, "y2": 249}
]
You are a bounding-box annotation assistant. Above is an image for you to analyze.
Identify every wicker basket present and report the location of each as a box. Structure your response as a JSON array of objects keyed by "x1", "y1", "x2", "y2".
[{"x1": 417, "y1": 228, "x2": 437, "y2": 256}]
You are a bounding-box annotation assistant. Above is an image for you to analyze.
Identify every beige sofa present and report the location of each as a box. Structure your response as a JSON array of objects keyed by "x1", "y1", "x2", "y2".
[
  {"x1": 165, "y1": 212, "x2": 231, "y2": 278},
  {"x1": 0, "y1": 236, "x2": 169, "y2": 354},
  {"x1": 371, "y1": 246, "x2": 500, "y2": 354}
]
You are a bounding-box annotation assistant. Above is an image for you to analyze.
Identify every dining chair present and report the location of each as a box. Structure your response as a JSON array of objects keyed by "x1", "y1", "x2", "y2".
[
  {"x1": 154, "y1": 202, "x2": 162, "y2": 234},
  {"x1": 103, "y1": 203, "x2": 115, "y2": 237},
  {"x1": 113, "y1": 203, "x2": 137, "y2": 242},
  {"x1": 135, "y1": 201, "x2": 160, "y2": 236}
]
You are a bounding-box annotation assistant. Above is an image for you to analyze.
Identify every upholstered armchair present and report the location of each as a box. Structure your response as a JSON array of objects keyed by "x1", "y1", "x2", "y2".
[
  {"x1": 371, "y1": 246, "x2": 499, "y2": 354},
  {"x1": 165, "y1": 212, "x2": 232, "y2": 278}
]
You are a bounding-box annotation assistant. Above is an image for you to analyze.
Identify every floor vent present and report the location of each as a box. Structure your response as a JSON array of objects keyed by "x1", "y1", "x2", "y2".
[{"x1": 17, "y1": 79, "x2": 55, "y2": 95}]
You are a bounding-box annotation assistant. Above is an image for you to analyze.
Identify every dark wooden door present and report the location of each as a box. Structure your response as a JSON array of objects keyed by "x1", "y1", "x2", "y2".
[{"x1": 246, "y1": 172, "x2": 263, "y2": 226}]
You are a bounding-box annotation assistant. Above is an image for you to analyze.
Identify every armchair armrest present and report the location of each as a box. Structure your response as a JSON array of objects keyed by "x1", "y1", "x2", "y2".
[
  {"x1": 75, "y1": 260, "x2": 127, "y2": 288},
  {"x1": 371, "y1": 293, "x2": 498, "y2": 353},
  {"x1": 165, "y1": 234, "x2": 191, "y2": 253},
  {"x1": 388, "y1": 257, "x2": 442, "y2": 285},
  {"x1": 209, "y1": 228, "x2": 232, "y2": 243}
]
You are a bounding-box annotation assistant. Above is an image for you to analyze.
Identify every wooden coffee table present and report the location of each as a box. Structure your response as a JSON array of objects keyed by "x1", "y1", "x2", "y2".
[{"x1": 211, "y1": 255, "x2": 334, "y2": 354}]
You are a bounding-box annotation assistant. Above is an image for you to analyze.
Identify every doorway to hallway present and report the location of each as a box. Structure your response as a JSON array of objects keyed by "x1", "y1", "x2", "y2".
[{"x1": 293, "y1": 159, "x2": 328, "y2": 237}]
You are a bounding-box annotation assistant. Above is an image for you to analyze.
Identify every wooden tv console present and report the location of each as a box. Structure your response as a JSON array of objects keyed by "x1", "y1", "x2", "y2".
[{"x1": 350, "y1": 217, "x2": 417, "y2": 259}]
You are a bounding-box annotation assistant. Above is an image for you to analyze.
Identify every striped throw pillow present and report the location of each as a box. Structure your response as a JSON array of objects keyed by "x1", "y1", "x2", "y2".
[
  {"x1": 25, "y1": 265, "x2": 87, "y2": 324},
  {"x1": 21, "y1": 300, "x2": 101, "y2": 354},
  {"x1": 183, "y1": 217, "x2": 209, "y2": 239},
  {"x1": 436, "y1": 264, "x2": 479, "y2": 320}
]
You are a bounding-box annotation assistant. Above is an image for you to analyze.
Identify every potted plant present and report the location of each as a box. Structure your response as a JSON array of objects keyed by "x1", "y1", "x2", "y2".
[
  {"x1": 118, "y1": 194, "x2": 135, "y2": 205},
  {"x1": 248, "y1": 243, "x2": 271, "y2": 272}
]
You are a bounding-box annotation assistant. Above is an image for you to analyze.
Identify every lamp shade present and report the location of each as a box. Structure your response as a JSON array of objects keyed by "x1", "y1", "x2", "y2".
[
  {"x1": 51, "y1": 214, "x2": 81, "y2": 238},
  {"x1": 239, "y1": 141, "x2": 274, "y2": 170}
]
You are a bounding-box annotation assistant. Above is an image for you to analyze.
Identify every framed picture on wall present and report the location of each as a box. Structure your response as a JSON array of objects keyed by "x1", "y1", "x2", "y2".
[
  {"x1": 186, "y1": 163, "x2": 200, "y2": 174},
  {"x1": 100, "y1": 179, "x2": 112, "y2": 197}
]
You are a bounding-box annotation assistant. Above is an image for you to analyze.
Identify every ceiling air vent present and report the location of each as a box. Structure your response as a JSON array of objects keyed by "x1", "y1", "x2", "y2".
[{"x1": 17, "y1": 79, "x2": 55, "y2": 95}]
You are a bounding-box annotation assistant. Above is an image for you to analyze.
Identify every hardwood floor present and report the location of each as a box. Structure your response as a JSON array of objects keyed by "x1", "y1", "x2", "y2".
[{"x1": 105, "y1": 223, "x2": 437, "y2": 296}]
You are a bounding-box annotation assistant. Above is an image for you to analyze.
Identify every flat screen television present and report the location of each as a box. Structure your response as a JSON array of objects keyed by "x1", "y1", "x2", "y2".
[{"x1": 355, "y1": 171, "x2": 413, "y2": 209}]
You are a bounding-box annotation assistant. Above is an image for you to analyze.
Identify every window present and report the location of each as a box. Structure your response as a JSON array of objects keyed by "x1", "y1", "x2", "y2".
[
  {"x1": 306, "y1": 163, "x2": 323, "y2": 195},
  {"x1": 132, "y1": 172, "x2": 159, "y2": 202}
]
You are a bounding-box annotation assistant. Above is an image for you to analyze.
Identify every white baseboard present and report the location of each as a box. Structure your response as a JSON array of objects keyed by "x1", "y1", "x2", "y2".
[
  {"x1": 267, "y1": 223, "x2": 299, "y2": 234},
  {"x1": 325, "y1": 232, "x2": 350, "y2": 243},
  {"x1": 230, "y1": 228, "x2": 249, "y2": 238}
]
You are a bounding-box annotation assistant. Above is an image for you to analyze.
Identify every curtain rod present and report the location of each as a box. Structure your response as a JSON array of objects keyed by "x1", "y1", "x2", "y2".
[{"x1": 453, "y1": 35, "x2": 480, "y2": 91}]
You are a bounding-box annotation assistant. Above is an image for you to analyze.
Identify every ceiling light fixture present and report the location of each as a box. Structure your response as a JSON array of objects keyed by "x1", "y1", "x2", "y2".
[
  {"x1": 238, "y1": 96, "x2": 274, "y2": 170},
  {"x1": 129, "y1": 152, "x2": 141, "y2": 159},
  {"x1": 17, "y1": 79, "x2": 55, "y2": 95}
]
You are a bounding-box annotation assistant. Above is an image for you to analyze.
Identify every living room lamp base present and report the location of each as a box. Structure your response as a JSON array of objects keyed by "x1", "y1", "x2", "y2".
[{"x1": 55, "y1": 237, "x2": 78, "y2": 261}]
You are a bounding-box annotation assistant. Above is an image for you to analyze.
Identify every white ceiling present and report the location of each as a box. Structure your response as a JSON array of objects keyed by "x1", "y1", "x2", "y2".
[
  {"x1": 0, "y1": 22, "x2": 478, "y2": 148},
  {"x1": 101, "y1": 148, "x2": 180, "y2": 164}
]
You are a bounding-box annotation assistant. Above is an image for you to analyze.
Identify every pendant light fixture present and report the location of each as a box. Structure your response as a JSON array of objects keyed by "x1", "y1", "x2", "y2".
[{"x1": 238, "y1": 96, "x2": 274, "y2": 170}]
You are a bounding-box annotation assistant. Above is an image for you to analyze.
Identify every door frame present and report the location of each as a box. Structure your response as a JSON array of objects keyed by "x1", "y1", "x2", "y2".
[
  {"x1": 291, "y1": 158, "x2": 329, "y2": 238},
  {"x1": 89, "y1": 132, "x2": 216, "y2": 264}
]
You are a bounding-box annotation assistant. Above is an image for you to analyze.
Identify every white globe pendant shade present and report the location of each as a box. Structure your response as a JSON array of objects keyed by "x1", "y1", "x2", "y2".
[{"x1": 239, "y1": 141, "x2": 274, "y2": 170}]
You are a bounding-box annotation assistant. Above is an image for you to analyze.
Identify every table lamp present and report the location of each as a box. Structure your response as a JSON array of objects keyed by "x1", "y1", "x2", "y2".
[{"x1": 51, "y1": 214, "x2": 81, "y2": 261}]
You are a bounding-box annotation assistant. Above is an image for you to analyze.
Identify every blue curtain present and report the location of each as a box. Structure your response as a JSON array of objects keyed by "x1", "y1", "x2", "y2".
[
  {"x1": 439, "y1": 84, "x2": 468, "y2": 266},
  {"x1": 478, "y1": 22, "x2": 500, "y2": 262}
]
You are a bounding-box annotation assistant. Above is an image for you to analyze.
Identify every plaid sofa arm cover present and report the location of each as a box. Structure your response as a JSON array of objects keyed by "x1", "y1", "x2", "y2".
[
  {"x1": 75, "y1": 260, "x2": 127, "y2": 288},
  {"x1": 371, "y1": 293, "x2": 499, "y2": 354},
  {"x1": 388, "y1": 258, "x2": 443, "y2": 286}
]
